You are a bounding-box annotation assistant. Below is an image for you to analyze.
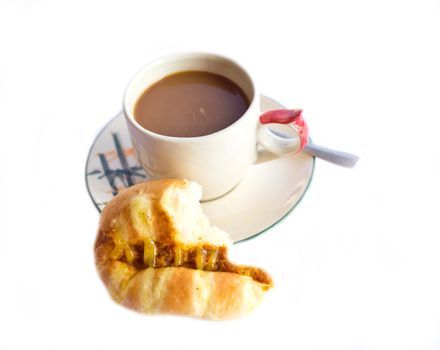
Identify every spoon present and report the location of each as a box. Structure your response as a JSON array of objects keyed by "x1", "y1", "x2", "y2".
[
  {"x1": 268, "y1": 129, "x2": 359, "y2": 168},
  {"x1": 303, "y1": 140, "x2": 359, "y2": 168},
  {"x1": 260, "y1": 109, "x2": 359, "y2": 168}
]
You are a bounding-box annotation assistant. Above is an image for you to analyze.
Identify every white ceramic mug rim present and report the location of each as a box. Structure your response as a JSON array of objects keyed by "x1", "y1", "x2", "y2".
[{"x1": 123, "y1": 52, "x2": 259, "y2": 143}]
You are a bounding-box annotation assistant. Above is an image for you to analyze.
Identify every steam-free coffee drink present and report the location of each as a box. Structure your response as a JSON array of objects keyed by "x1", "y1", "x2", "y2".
[{"x1": 134, "y1": 71, "x2": 249, "y2": 137}]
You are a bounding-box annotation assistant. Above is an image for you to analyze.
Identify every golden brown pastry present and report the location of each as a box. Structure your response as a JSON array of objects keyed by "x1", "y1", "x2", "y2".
[{"x1": 95, "y1": 179, "x2": 272, "y2": 320}]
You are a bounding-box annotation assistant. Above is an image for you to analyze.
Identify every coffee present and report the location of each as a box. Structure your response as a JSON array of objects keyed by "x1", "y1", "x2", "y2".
[{"x1": 134, "y1": 71, "x2": 249, "y2": 137}]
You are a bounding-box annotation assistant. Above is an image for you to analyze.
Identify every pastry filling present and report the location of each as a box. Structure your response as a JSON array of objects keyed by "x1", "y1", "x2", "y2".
[{"x1": 104, "y1": 230, "x2": 272, "y2": 286}]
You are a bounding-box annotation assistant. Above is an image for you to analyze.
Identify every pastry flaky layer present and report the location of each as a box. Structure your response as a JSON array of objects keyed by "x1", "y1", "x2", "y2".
[{"x1": 95, "y1": 179, "x2": 272, "y2": 320}]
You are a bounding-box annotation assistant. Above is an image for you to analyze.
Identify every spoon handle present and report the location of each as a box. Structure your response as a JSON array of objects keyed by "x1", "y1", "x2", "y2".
[{"x1": 303, "y1": 142, "x2": 359, "y2": 168}]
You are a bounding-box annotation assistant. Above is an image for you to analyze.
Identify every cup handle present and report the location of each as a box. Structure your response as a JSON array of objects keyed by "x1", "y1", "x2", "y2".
[{"x1": 257, "y1": 109, "x2": 309, "y2": 156}]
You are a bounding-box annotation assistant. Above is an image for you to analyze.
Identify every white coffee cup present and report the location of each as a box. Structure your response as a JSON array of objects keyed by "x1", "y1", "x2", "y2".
[{"x1": 124, "y1": 52, "x2": 308, "y2": 200}]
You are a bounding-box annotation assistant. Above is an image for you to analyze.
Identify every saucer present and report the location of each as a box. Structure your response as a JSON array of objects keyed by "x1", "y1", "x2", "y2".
[{"x1": 85, "y1": 95, "x2": 315, "y2": 243}]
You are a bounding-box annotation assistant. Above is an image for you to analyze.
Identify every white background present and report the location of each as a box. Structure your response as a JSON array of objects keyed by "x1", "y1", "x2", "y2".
[{"x1": 1, "y1": 0, "x2": 440, "y2": 349}]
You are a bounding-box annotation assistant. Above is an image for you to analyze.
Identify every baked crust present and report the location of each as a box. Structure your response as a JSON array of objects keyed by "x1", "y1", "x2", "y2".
[{"x1": 95, "y1": 179, "x2": 272, "y2": 319}]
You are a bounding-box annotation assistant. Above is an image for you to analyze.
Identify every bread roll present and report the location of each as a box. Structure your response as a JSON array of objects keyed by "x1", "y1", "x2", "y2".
[{"x1": 95, "y1": 179, "x2": 272, "y2": 320}]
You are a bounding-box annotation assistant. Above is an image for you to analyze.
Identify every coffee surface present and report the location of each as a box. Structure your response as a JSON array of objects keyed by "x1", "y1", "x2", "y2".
[{"x1": 134, "y1": 71, "x2": 249, "y2": 137}]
